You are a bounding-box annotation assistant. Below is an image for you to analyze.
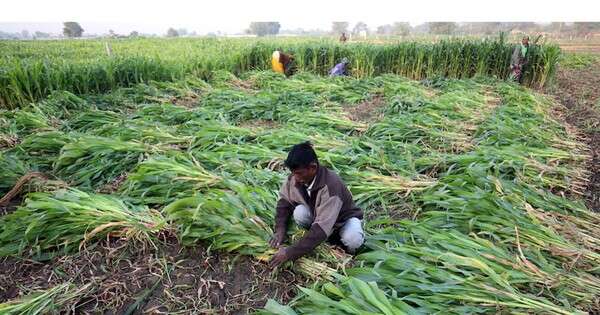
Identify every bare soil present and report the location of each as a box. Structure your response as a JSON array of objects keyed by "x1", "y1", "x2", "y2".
[
  {"x1": 0, "y1": 196, "x2": 22, "y2": 216},
  {"x1": 0, "y1": 236, "x2": 307, "y2": 314},
  {"x1": 344, "y1": 95, "x2": 385, "y2": 123},
  {"x1": 550, "y1": 55, "x2": 600, "y2": 211},
  {"x1": 559, "y1": 44, "x2": 600, "y2": 53}
]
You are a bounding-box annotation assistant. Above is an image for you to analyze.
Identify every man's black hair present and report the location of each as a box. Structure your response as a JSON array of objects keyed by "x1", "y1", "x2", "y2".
[{"x1": 284, "y1": 141, "x2": 318, "y2": 170}]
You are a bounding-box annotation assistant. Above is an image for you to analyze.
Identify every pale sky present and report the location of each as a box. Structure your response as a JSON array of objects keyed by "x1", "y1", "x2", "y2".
[{"x1": 1, "y1": 0, "x2": 599, "y2": 35}]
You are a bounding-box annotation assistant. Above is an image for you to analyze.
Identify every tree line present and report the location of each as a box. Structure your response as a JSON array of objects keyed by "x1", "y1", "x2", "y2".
[{"x1": 2, "y1": 21, "x2": 599, "y2": 40}]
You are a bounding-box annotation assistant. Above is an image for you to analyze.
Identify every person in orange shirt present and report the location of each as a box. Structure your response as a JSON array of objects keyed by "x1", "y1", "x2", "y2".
[{"x1": 272, "y1": 50, "x2": 295, "y2": 76}]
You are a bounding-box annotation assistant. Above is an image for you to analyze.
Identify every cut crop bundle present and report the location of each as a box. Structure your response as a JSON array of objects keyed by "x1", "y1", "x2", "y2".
[
  {"x1": 0, "y1": 188, "x2": 166, "y2": 257},
  {"x1": 164, "y1": 184, "x2": 276, "y2": 258},
  {"x1": 54, "y1": 136, "x2": 151, "y2": 189},
  {"x1": 122, "y1": 153, "x2": 222, "y2": 205}
]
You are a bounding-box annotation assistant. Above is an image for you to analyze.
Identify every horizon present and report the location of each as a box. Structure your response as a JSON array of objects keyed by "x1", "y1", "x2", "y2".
[
  {"x1": 0, "y1": 21, "x2": 572, "y2": 37},
  {"x1": 1, "y1": 0, "x2": 596, "y2": 36}
]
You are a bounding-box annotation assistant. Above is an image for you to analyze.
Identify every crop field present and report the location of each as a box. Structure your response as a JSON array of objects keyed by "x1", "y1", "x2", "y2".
[
  {"x1": 0, "y1": 37, "x2": 598, "y2": 314},
  {"x1": 0, "y1": 36, "x2": 561, "y2": 109}
]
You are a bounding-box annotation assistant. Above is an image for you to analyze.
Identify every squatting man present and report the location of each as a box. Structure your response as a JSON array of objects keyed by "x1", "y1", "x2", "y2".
[{"x1": 269, "y1": 141, "x2": 365, "y2": 268}]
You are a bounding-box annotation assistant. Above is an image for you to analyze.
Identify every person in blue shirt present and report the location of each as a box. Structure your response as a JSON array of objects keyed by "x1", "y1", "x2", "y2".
[{"x1": 329, "y1": 58, "x2": 349, "y2": 77}]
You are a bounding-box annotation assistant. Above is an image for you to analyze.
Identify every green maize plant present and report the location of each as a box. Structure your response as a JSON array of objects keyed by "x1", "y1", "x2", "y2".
[
  {"x1": 189, "y1": 121, "x2": 258, "y2": 151},
  {"x1": 53, "y1": 136, "x2": 150, "y2": 189},
  {"x1": 261, "y1": 278, "x2": 418, "y2": 315},
  {"x1": 212, "y1": 161, "x2": 287, "y2": 192},
  {"x1": 33, "y1": 90, "x2": 88, "y2": 119},
  {"x1": 121, "y1": 153, "x2": 222, "y2": 205},
  {"x1": 163, "y1": 185, "x2": 277, "y2": 261},
  {"x1": 0, "y1": 36, "x2": 559, "y2": 109},
  {"x1": 351, "y1": 223, "x2": 595, "y2": 314},
  {"x1": 131, "y1": 103, "x2": 200, "y2": 125},
  {"x1": 443, "y1": 145, "x2": 589, "y2": 192},
  {"x1": 65, "y1": 110, "x2": 122, "y2": 132},
  {"x1": 284, "y1": 110, "x2": 367, "y2": 133},
  {"x1": 0, "y1": 65, "x2": 597, "y2": 314},
  {"x1": 0, "y1": 152, "x2": 30, "y2": 195},
  {"x1": 192, "y1": 143, "x2": 286, "y2": 170},
  {"x1": 164, "y1": 184, "x2": 351, "y2": 281},
  {"x1": 0, "y1": 112, "x2": 19, "y2": 149},
  {"x1": 421, "y1": 171, "x2": 600, "y2": 268},
  {"x1": 14, "y1": 131, "x2": 72, "y2": 171},
  {"x1": 91, "y1": 120, "x2": 192, "y2": 147},
  {"x1": 0, "y1": 283, "x2": 93, "y2": 315},
  {"x1": 345, "y1": 170, "x2": 436, "y2": 212},
  {"x1": 251, "y1": 72, "x2": 599, "y2": 313},
  {"x1": 1, "y1": 108, "x2": 53, "y2": 136},
  {"x1": 0, "y1": 188, "x2": 166, "y2": 257},
  {"x1": 256, "y1": 128, "x2": 348, "y2": 152}
]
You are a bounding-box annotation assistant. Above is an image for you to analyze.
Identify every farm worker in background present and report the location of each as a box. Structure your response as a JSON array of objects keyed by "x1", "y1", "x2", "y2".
[
  {"x1": 271, "y1": 50, "x2": 295, "y2": 77},
  {"x1": 269, "y1": 142, "x2": 365, "y2": 268},
  {"x1": 329, "y1": 58, "x2": 350, "y2": 77},
  {"x1": 339, "y1": 32, "x2": 348, "y2": 43},
  {"x1": 509, "y1": 36, "x2": 530, "y2": 83}
]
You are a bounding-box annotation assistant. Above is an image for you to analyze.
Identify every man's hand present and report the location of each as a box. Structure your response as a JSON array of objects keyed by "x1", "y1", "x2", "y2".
[
  {"x1": 269, "y1": 247, "x2": 289, "y2": 268},
  {"x1": 269, "y1": 231, "x2": 286, "y2": 248}
]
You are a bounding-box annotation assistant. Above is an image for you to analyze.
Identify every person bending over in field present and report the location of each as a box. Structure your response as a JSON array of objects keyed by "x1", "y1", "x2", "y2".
[
  {"x1": 339, "y1": 32, "x2": 348, "y2": 43},
  {"x1": 509, "y1": 36, "x2": 529, "y2": 83},
  {"x1": 329, "y1": 57, "x2": 350, "y2": 77},
  {"x1": 269, "y1": 142, "x2": 365, "y2": 268},
  {"x1": 272, "y1": 50, "x2": 296, "y2": 77}
]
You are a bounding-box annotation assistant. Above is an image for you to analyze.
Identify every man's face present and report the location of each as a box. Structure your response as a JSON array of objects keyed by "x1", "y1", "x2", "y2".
[
  {"x1": 291, "y1": 164, "x2": 317, "y2": 185},
  {"x1": 522, "y1": 38, "x2": 529, "y2": 45}
]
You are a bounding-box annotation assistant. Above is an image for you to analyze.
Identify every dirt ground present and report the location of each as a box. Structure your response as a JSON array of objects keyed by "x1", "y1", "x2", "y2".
[
  {"x1": 0, "y1": 236, "x2": 307, "y2": 314},
  {"x1": 345, "y1": 94, "x2": 385, "y2": 123},
  {"x1": 559, "y1": 44, "x2": 600, "y2": 54},
  {"x1": 550, "y1": 54, "x2": 600, "y2": 212}
]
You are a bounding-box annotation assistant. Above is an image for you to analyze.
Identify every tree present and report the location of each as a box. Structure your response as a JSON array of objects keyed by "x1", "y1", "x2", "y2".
[
  {"x1": 502, "y1": 22, "x2": 536, "y2": 33},
  {"x1": 0, "y1": 31, "x2": 19, "y2": 39},
  {"x1": 63, "y1": 22, "x2": 84, "y2": 38},
  {"x1": 177, "y1": 28, "x2": 188, "y2": 36},
  {"x1": 20, "y1": 30, "x2": 30, "y2": 39},
  {"x1": 376, "y1": 24, "x2": 393, "y2": 36},
  {"x1": 34, "y1": 31, "x2": 51, "y2": 39},
  {"x1": 332, "y1": 22, "x2": 349, "y2": 34},
  {"x1": 108, "y1": 29, "x2": 116, "y2": 38},
  {"x1": 460, "y1": 22, "x2": 503, "y2": 35},
  {"x1": 427, "y1": 22, "x2": 457, "y2": 35},
  {"x1": 166, "y1": 28, "x2": 179, "y2": 37},
  {"x1": 392, "y1": 22, "x2": 411, "y2": 36},
  {"x1": 546, "y1": 22, "x2": 566, "y2": 33},
  {"x1": 129, "y1": 31, "x2": 140, "y2": 37},
  {"x1": 248, "y1": 22, "x2": 281, "y2": 36},
  {"x1": 378, "y1": 23, "x2": 411, "y2": 36},
  {"x1": 573, "y1": 22, "x2": 600, "y2": 36},
  {"x1": 352, "y1": 22, "x2": 368, "y2": 36}
]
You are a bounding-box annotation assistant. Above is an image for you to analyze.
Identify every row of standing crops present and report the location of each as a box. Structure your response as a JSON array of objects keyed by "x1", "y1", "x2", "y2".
[
  {"x1": 0, "y1": 36, "x2": 560, "y2": 109},
  {"x1": 0, "y1": 69, "x2": 598, "y2": 313}
]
